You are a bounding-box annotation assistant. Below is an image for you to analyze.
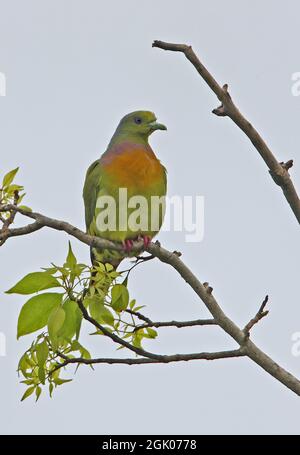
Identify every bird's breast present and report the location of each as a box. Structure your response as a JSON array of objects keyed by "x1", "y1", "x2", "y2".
[{"x1": 101, "y1": 142, "x2": 166, "y2": 191}]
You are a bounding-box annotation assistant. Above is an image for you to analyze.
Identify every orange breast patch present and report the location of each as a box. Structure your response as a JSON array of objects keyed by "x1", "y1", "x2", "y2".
[{"x1": 102, "y1": 143, "x2": 165, "y2": 190}]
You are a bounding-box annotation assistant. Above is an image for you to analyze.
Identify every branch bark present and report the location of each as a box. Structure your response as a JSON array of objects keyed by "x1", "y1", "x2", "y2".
[
  {"x1": 1, "y1": 205, "x2": 299, "y2": 395},
  {"x1": 55, "y1": 349, "x2": 245, "y2": 370},
  {"x1": 0, "y1": 205, "x2": 143, "y2": 251},
  {"x1": 243, "y1": 295, "x2": 269, "y2": 337},
  {"x1": 133, "y1": 318, "x2": 217, "y2": 332},
  {"x1": 125, "y1": 308, "x2": 217, "y2": 330},
  {"x1": 152, "y1": 40, "x2": 300, "y2": 224},
  {"x1": 147, "y1": 242, "x2": 300, "y2": 395}
]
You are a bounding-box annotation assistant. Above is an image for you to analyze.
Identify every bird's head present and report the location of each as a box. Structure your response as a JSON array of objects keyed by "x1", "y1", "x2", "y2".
[{"x1": 112, "y1": 111, "x2": 167, "y2": 145}]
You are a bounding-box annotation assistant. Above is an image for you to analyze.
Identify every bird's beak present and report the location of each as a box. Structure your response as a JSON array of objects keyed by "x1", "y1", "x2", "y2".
[{"x1": 149, "y1": 121, "x2": 167, "y2": 131}]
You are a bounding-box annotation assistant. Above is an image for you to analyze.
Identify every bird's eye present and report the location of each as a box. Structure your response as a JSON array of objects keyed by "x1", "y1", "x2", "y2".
[{"x1": 134, "y1": 117, "x2": 142, "y2": 125}]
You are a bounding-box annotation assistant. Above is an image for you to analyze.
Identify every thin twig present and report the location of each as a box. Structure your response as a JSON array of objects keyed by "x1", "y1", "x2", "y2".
[
  {"x1": 1, "y1": 205, "x2": 300, "y2": 395},
  {"x1": 125, "y1": 308, "x2": 153, "y2": 324},
  {"x1": 0, "y1": 220, "x2": 43, "y2": 242},
  {"x1": 147, "y1": 241, "x2": 300, "y2": 396},
  {"x1": 76, "y1": 298, "x2": 173, "y2": 361},
  {"x1": 152, "y1": 40, "x2": 300, "y2": 224},
  {"x1": 133, "y1": 318, "x2": 217, "y2": 332},
  {"x1": 0, "y1": 205, "x2": 144, "y2": 252},
  {"x1": 53, "y1": 348, "x2": 245, "y2": 372},
  {"x1": 0, "y1": 192, "x2": 20, "y2": 245},
  {"x1": 243, "y1": 295, "x2": 269, "y2": 337}
]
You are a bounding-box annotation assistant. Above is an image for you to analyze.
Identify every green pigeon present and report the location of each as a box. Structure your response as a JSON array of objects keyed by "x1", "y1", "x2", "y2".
[{"x1": 83, "y1": 111, "x2": 167, "y2": 268}]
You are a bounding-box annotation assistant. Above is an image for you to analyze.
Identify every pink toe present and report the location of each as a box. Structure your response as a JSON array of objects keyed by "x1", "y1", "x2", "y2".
[{"x1": 143, "y1": 236, "x2": 151, "y2": 248}]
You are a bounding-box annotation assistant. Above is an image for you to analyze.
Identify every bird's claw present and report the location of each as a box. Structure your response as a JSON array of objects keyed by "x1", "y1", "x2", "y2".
[
  {"x1": 137, "y1": 235, "x2": 151, "y2": 249},
  {"x1": 143, "y1": 236, "x2": 151, "y2": 248},
  {"x1": 123, "y1": 239, "x2": 134, "y2": 253},
  {"x1": 123, "y1": 236, "x2": 152, "y2": 253}
]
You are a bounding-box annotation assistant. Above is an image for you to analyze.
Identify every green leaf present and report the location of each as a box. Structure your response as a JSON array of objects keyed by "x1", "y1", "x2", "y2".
[
  {"x1": 6, "y1": 184, "x2": 24, "y2": 194},
  {"x1": 38, "y1": 366, "x2": 45, "y2": 384},
  {"x1": 82, "y1": 295, "x2": 92, "y2": 308},
  {"x1": 66, "y1": 241, "x2": 77, "y2": 270},
  {"x1": 105, "y1": 263, "x2": 114, "y2": 272},
  {"x1": 2, "y1": 167, "x2": 19, "y2": 188},
  {"x1": 17, "y1": 293, "x2": 63, "y2": 339},
  {"x1": 17, "y1": 193, "x2": 26, "y2": 204},
  {"x1": 95, "y1": 262, "x2": 106, "y2": 272},
  {"x1": 132, "y1": 332, "x2": 143, "y2": 349},
  {"x1": 49, "y1": 383, "x2": 54, "y2": 397},
  {"x1": 111, "y1": 284, "x2": 129, "y2": 312},
  {"x1": 58, "y1": 299, "x2": 82, "y2": 341},
  {"x1": 35, "y1": 386, "x2": 42, "y2": 401},
  {"x1": 70, "y1": 340, "x2": 91, "y2": 359},
  {"x1": 132, "y1": 305, "x2": 145, "y2": 312},
  {"x1": 7, "y1": 272, "x2": 60, "y2": 295},
  {"x1": 53, "y1": 378, "x2": 72, "y2": 386},
  {"x1": 20, "y1": 379, "x2": 34, "y2": 385},
  {"x1": 36, "y1": 340, "x2": 49, "y2": 368},
  {"x1": 21, "y1": 385, "x2": 35, "y2": 402},
  {"x1": 18, "y1": 353, "x2": 31, "y2": 374},
  {"x1": 145, "y1": 327, "x2": 158, "y2": 339},
  {"x1": 89, "y1": 295, "x2": 114, "y2": 326},
  {"x1": 129, "y1": 299, "x2": 136, "y2": 310},
  {"x1": 48, "y1": 307, "x2": 65, "y2": 349},
  {"x1": 18, "y1": 205, "x2": 32, "y2": 212}
]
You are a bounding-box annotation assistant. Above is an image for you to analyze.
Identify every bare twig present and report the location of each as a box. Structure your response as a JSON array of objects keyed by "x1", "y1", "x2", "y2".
[
  {"x1": 0, "y1": 220, "x2": 43, "y2": 242},
  {"x1": 0, "y1": 192, "x2": 20, "y2": 246},
  {"x1": 152, "y1": 40, "x2": 300, "y2": 224},
  {"x1": 54, "y1": 348, "x2": 245, "y2": 372},
  {"x1": 75, "y1": 298, "x2": 199, "y2": 362},
  {"x1": 243, "y1": 295, "x2": 269, "y2": 337},
  {"x1": 0, "y1": 205, "x2": 144, "y2": 252},
  {"x1": 125, "y1": 309, "x2": 216, "y2": 331},
  {"x1": 48, "y1": 301, "x2": 233, "y2": 376},
  {"x1": 133, "y1": 318, "x2": 217, "y2": 332},
  {"x1": 1, "y1": 203, "x2": 299, "y2": 394},
  {"x1": 125, "y1": 309, "x2": 153, "y2": 324},
  {"x1": 147, "y1": 241, "x2": 300, "y2": 396}
]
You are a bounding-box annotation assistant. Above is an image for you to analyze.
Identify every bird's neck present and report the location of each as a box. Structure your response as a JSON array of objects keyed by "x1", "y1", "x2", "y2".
[{"x1": 107, "y1": 131, "x2": 149, "y2": 149}]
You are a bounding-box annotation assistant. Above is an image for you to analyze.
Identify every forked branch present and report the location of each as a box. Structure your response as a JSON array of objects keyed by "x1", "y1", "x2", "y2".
[
  {"x1": 1, "y1": 41, "x2": 299, "y2": 397},
  {"x1": 1, "y1": 204, "x2": 299, "y2": 396},
  {"x1": 152, "y1": 40, "x2": 300, "y2": 224}
]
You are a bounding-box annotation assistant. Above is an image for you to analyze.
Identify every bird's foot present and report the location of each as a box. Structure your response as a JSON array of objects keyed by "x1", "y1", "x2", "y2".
[
  {"x1": 123, "y1": 239, "x2": 134, "y2": 253},
  {"x1": 138, "y1": 235, "x2": 152, "y2": 249}
]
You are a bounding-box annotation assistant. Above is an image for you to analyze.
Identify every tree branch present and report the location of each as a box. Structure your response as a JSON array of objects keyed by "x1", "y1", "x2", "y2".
[
  {"x1": 134, "y1": 318, "x2": 217, "y2": 332},
  {"x1": 0, "y1": 191, "x2": 21, "y2": 246},
  {"x1": 152, "y1": 40, "x2": 300, "y2": 224},
  {"x1": 76, "y1": 299, "x2": 165, "y2": 361},
  {"x1": 1, "y1": 205, "x2": 299, "y2": 395},
  {"x1": 0, "y1": 205, "x2": 144, "y2": 252},
  {"x1": 147, "y1": 241, "x2": 300, "y2": 395},
  {"x1": 126, "y1": 308, "x2": 217, "y2": 330},
  {"x1": 0, "y1": 220, "x2": 43, "y2": 241},
  {"x1": 54, "y1": 349, "x2": 245, "y2": 372},
  {"x1": 243, "y1": 295, "x2": 269, "y2": 337}
]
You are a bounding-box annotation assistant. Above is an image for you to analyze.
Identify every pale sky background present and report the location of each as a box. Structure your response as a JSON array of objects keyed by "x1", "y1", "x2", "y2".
[{"x1": 0, "y1": 0, "x2": 300, "y2": 435}]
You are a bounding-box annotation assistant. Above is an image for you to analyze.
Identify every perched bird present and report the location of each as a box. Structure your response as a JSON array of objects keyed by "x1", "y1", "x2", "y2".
[{"x1": 83, "y1": 111, "x2": 167, "y2": 268}]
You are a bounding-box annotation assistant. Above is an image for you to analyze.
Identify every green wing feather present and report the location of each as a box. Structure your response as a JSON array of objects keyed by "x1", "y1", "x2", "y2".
[
  {"x1": 83, "y1": 160, "x2": 102, "y2": 232},
  {"x1": 83, "y1": 159, "x2": 125, "y2": 267}
]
